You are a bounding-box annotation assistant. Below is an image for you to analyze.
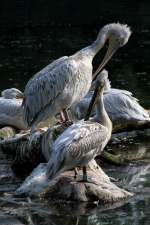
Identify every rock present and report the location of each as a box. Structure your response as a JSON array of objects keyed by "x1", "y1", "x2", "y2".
[{"x1": 15, "y1": 160, "x2": 133, "y2": 203}]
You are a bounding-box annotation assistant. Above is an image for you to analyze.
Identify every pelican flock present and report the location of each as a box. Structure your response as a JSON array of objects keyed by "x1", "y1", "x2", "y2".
[
  {"x1": 22, "y1": 23, "x2": 131, "y2": 132},
  {"x1": 71, "y1": 70, "x2": 150, "y2": 126},
  {"x1": 46, "y1": 72, "x2": 112, "y2": 181},
  {"x1": 2, "y1": 22, "x2": 148, "y2": 188}
]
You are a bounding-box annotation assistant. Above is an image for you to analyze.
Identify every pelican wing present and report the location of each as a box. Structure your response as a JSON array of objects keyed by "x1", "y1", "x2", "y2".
[
  {"x1": 54, "y1": 120, "x2": 107, "y2": 151},
  {"x1": 46, "y1": 121, "x2": 108, "y2": 179},
  {"x1": 68, "y1": 122, "x2": 108, "y2": 158},
  {"x1": 0, "y1": 98, "x2": 22, "y2": 116},
  {"x1": 104, "y1": 88, "x2": 150, "y2": 122},
  {"x1": 0, "y1": 98, "x2": 26, "y2": 129},
  {"x1": 105, "y1": 88, "x2": 133, "y2": 97},
  {"x1": 72, "y1": 87, "x2": 150, "y2": 123},
  {"x1": 22, "y1": 56, "x2": 79, "y2": 126}
]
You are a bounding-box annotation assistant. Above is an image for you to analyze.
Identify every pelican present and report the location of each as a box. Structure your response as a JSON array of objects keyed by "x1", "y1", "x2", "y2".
[
  {"x1": 0, "y1": 88, "x2": 27, "y2": 130},
  {"x1": 46, "y1": 72, "x2": 112, "y2": 181},
  {"x1": 1, "y1": 88, "x2": 24, "y2": 99},
  {"x1": 22, "y1": 23, "x2": 131, "y2": 132},
  {"x1": 71, "y1": 70, "x2": 150, "y2": 126}
]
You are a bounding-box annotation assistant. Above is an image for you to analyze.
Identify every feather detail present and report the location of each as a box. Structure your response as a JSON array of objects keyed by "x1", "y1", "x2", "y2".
[{"x1": 46, "y1": 120, "x2": 109, "y2": 180}]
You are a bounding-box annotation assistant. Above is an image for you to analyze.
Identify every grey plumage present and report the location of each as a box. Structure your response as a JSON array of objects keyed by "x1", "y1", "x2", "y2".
[
  {"x1": 22, "y1": 23, "x2": 131, "y2": 130},
  {"x1": 71, "y1": 70, "x2": 150, "y2": 125},
  {"x1": 46, "y1": 72, "x2": 112, "y2": 180},
  {"x1": 0, "y1": 88, "x2": 27, "y2": 130},
  {"x1": 1, "y1": 88, "x2": 24, "y2": 99},
  {"x1": 23, "y1": 56, "x2": 92, "y2": 127},
  {"x1": 46, "y1": 121, "x2": 109, "y2": 180},
  {"x1": 103, "y1": 89, "x2": 150, "y2": 124}
]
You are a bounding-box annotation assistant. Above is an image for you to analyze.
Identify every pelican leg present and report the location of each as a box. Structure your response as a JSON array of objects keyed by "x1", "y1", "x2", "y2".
[
  {"x1": 60, "y1": 110, "x2": 66, "y2": 122},
  {"x1": 63, "y1": 109, "x2": 73, "y2": 123},
  {"x1": 82, "y1": 166, "x2": 88, "y2": 181},
  {"x1": 74, "y1": 167, "x2": 78, "y2": 179},
  {"x1": 59, "y1": 109, "x2": 73, "y2": 127},
  {"x1": 76, "y1": 166, "x2": 88, "y2": 182},
  {"x1": 62, "y1": 109, "x2": 70, "y2": 121},
  {"x1": 77, "y1": 166, "x2": 98, "y2": 185}
]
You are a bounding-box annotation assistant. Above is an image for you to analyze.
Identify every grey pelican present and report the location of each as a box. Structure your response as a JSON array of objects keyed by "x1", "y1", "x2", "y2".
[
  {"x1": 22, "y1": 23, "x2": 131, "y2": 132},
  {"x1": 71, "y1": 70, "x2": 150, "y2": 126},
  {"x1": 46, "y1": 72, "x2": 112, "y2": 181},
  {"x1": 0, "y1": 88, "x2": 27, "y2": 130},
  {"x1": 1, "y1": 88, "x2": 24, "y2": 99}
]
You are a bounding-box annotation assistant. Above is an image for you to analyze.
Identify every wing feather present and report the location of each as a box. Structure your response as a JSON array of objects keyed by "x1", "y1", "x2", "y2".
[
  {"x1": 22, "y1": 56, "x2": 78, "y2": 126},
  {"x1": 72, "y1": 88, "x2": 150, "y2": 123},
  {"x1": 0, "y1": 98, "x2": 26, "y2": 129},
  {"x1": 104, "y1": 89, "x2": 150, "y2": 122},
  {"x1": 46, "y1": 121, "x2": 108, "y2": 179},
  {"x1": 0, "y1": 98, "x2": 21, "y2": 116},
  {"x1": 53, "y1": 121, "x2": 106, "y2": 150}
]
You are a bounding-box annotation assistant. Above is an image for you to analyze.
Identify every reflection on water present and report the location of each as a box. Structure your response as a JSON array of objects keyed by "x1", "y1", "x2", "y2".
[{"x1": 0, "y1": 27, "x2": 150, "y2": 224}]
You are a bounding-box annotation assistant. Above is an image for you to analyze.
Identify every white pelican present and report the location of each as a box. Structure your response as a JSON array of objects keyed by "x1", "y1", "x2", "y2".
[
  {"x1": 71, "y1": 70, "x2": 150, "y2": 126},
  {"x1": 0, "y1": 88, "x2": 27, "y2": 130},
  {"x1": 22, "y1": 23, "x2": 131, "y2": 132},
  {"x1": 46, "y1": 72, "x2": 112, "y2": 181}
]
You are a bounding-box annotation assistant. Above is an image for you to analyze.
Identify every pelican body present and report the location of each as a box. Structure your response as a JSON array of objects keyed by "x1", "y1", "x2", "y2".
[
  {"x1": 0, "y1": 88, "x2": 27, "y2": 130},
  {"x1": 1, "y1": 88, "x2": 24, "y2": 99},
  {"x1": 46, "y1": 72, "x2": 112, "y2": 181},
  {"x1": 71, "y1": 70, "x2": 150, "y2": 126},
  {"x1": 22, "y1": 23, "x2": 131, "y2": 130}
]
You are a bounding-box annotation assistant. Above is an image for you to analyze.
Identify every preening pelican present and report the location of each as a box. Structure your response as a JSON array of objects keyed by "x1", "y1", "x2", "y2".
[
  {"x1": 46, "y1": 72, "x2": 112, "y2": 181},
  {"x1": 71, "y1": 70, "x2": 150, "y2": 126},
  {"x1": 22, "y1": 23, "x2": 131, "y2": 132},
  {"x1": 0, "y1": 88, "x2": 27, "y2": 130}
]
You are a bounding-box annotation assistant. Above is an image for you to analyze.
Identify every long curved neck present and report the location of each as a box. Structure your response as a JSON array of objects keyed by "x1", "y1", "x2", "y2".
[
  {"x1": 91, "y1": 31, "x2": 106, "y2": 56},
  {"x1": 91, "y1": 39, "x2": 105, "y2": 56},
  {"x1": 95, "y1": 91, "x2": 112, "y2": 132},
  {"x1": 73, "y1": 33, "x2": 106, "y2": 60}
]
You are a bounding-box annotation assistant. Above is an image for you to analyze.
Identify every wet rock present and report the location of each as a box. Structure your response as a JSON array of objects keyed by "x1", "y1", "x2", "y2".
[{"x1": 16, "y1": 160, "x2": 133, "y2": 203}]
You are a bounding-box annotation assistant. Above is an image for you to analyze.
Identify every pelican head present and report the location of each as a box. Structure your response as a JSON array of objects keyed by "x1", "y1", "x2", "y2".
[
  {"x1": 93, "y1": 23, "x2": 131, "y2": 79},
  {"x1": 91, "y1": 69, "x2": 111, "y2": 91},
  {"x1": 95, "y1": 69, "x2": 109, "y2": 90},
  {"x1": 84, "y1": 69, "x2": 108, "y2": 121},
  {"x1": 1, "y1": 88, "x2": 24, "y2": 99},
  {"x1": 102, "y1": 69, "x2": 111, "y2": 91}
]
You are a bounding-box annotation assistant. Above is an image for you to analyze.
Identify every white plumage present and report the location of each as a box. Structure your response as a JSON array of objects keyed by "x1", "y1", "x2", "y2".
[
  {"x1": 103, "y1": 89, "x2": 150, "y2": 124},
  {"x1": 71, "y1": 70, "x2": 150, "y2": 126},
  {"x1": 22, "y1": 23, "x2": 131, "y2": 130}
]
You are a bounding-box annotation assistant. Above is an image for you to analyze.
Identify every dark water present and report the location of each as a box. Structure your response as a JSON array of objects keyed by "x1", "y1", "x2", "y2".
[
  {"x1": 0, "y1": 26, "x2": 150, "y2": 224},
  {"x1": 0, "y1": 26, "x2": 150, "y2": 106}
]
